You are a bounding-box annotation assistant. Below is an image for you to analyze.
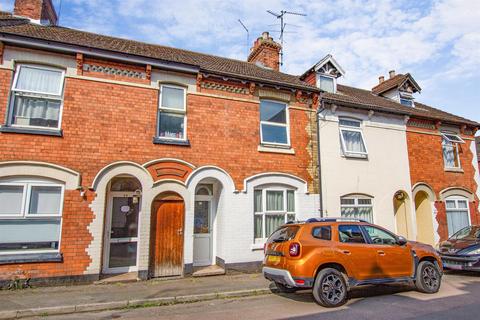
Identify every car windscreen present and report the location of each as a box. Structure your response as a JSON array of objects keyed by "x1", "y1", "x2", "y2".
[
  {"x1": 451, "y1": 226, "x2": 480, "y2": 240},
  {"x1": 268, "y1": 226, "x2": 299, "y2": 243}
]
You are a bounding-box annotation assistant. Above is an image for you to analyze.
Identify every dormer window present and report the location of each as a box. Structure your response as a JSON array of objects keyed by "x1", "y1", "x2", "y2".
[
  {"x1": 400, "y1": 98, "x2": 413, "y2": 107},
  {"x1": 318, "y1": 75, "x2": 335, "y2": 93}
]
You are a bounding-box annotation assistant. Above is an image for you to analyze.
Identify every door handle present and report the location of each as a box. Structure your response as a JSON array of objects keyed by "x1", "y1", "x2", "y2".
[
  {"x1": 377, "y1": 250, "x2": 386, "y2": 256},
  {"x1": 177, "y1": 229, "x2": 183, "y2": 236},
  {"x1": 342, "y1": 250, "x2": 351, "y2": 255}
]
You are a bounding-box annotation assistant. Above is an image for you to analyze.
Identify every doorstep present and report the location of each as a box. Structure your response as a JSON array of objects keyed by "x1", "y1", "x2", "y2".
[
  {"x1": 94, "y1": 272, "x2": 139, "y2": 284},
  {"x1": 192, "y1": 265, "x2": 226, "y2": 277}
]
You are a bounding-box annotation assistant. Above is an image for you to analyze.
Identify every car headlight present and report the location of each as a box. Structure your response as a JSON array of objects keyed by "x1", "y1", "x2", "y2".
[{"x1": 463, "y1": 247, "x2": 480, "y2": 255}]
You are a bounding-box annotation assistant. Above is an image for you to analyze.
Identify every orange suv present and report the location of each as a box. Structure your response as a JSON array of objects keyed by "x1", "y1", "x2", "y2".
[{"x1": 263, "y1": 218, "x2": 443, "y2": 307}]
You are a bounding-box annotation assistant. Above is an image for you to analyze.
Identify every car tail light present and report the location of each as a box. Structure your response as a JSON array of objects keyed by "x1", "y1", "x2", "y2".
[{"x1": 289, "y1": 242, "x2": 300, "y2": 257}]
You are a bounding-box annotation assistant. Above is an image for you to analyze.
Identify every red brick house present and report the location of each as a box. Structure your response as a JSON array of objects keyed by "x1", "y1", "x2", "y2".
[{"x1": 0, "y1": 1, "x2": 321, "y2": 285}]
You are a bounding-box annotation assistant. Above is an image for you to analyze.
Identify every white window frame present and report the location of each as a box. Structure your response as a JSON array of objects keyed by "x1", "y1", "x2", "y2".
[
  {"x1": 8, "y1": 64, "x2": 66, "y2": 131},
  {"x1": 441, "y1": 132, "x2": 464, "y2": 169},
  {"x1": 400, "y1": 98, "x2": 413, "y2": 107},
  {"x1": 157, "y1": 84, "x2": 187, "y2": 141},
  {"x1": 340, "y1": 195, "x2": 374, "y2": 223},
  {"x1": 339, "y1": 118, "x2": 368, "y2": 157},
  {"x1": 445, "y1": 196, "x2": 471, "y2": 237},
  {"x1": 317, "y1": 74, "x2": 336, "y2": 93},
  {"x1": 0, "y1": 179, "x2": 64, "y2": 255},
  {"x1": 254, "y1": 188, "x2": 295, "y2": 242},
  {"x1": 259, "y1": 99, "x2": 291, "y2": 147}
]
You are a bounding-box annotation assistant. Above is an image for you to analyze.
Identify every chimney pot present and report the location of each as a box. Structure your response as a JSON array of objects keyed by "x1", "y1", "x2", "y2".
[
  {"x1": 379, "y1": 76, "x2": 385, "y2": 83},
  {"x1": 389, "y1": 70, "x2": 395, "y2": 78}
]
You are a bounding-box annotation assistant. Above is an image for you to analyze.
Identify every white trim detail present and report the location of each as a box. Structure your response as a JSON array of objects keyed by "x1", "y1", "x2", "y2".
[
  {"x1": 470, "y1": 141, "x2": 480, "y2": 213},
  {"x1": 0, "y1": 161, "x2": 80, "y2": 190},
  {"x1": 439, "y1": 187, "x2": 474, "y2": 202},
  {"x1": 412, "y1": 182, "x2": 436, "y2": 201},
  {"x1": 186, "y1": 166, "x2": 236, "y2": 193},
  {"x1": 242, "y1": 172, "x2": 308, "y2": 194},
  {"x1": 90, "y1": 161, "x2": 151, "y2": 190}
]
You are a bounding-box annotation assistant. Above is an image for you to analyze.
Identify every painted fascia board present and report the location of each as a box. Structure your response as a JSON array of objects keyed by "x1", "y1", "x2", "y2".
[{"x1": 313, "y1": 54, "x2": 346, "y2": 77}]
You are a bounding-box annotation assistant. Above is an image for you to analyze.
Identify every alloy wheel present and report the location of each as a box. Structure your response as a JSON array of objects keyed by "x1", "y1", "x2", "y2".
[
  {"x1": 321, "y1": 274, "x2": 345, "y2": 304},
  {"x1": 422, "y1": 265, "x2": 439, "y2": 290}
]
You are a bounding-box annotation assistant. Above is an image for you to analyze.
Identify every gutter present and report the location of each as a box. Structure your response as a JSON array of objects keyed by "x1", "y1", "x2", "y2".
[{"x1": 316, "y1": 96, "x2": 325, "y2": 217}]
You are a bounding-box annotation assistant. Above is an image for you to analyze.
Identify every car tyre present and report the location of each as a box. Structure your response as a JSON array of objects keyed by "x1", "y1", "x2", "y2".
[
  {"x1": 275, "y1": 282, "x2": 298, "y2": 293},
  {"x1": 415, "y1": 261, "x2": 441, "y2": 294},
  {"x1": 312, "y1": 268, "x2": 348, "y2": 308}
]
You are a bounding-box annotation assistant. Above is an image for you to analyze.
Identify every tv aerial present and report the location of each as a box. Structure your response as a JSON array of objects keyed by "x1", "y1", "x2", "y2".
[{"x1": 267, "y1": 10, "x2": 307, "y2": 68}]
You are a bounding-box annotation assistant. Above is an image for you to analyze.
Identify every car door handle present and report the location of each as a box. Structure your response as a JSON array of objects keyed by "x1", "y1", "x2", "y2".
[
  {"x1": 377, "y1": 250, "x2": 386, "y2": 256},
  {"x1": 342, "y1": 250, "x2": 351, "y2": 255}
]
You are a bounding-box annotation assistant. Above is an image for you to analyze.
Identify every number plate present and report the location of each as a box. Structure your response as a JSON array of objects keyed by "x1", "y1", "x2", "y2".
[{"x1": 267, "y1": 255, "x2": 281, "y2": 263}]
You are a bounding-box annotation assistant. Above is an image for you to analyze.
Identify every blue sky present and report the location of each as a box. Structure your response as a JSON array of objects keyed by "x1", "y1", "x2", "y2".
[{"x1": 1, "y1": 0, "x2": 479, "y2": 125}]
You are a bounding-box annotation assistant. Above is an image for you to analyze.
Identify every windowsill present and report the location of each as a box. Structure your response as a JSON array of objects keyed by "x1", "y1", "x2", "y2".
[
  {"x1": 444, "y1": 167, "x2": 464, "y2": 173},
  {"x1": 251, "y1": 243, "x2": 265, "y2": 250},
  {"x1": 342, "y1": 153, "x2": 368, "y2": 160},
  {"x1": 0, "y1": 125, "x2": 63, "y2": 137},
  {"x1": 258, "y1": 145, "x2": 295, "y2": 154},
  {"x1": 0, "y1": 252, "x2": 62, "y2": 265},
  {"x1": 153, "y1": 137, "x2": 191, "y2": 146}
]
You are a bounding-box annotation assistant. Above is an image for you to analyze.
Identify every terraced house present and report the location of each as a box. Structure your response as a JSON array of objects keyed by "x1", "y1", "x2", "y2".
[{"x1": 0, "y1": 0, "x2": 478, "y2": 286}]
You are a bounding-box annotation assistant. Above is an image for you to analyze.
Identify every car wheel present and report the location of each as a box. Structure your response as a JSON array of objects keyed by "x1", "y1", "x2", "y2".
[
  {"x1": 275, "y1": 282, "x2": 298, "y2": 293},
  {"x1": 415, "y1": 261, "x2": 441, "y2": 294},
  {"x1": 312, "y1": 268, "x2": 348, "y2": 308}
]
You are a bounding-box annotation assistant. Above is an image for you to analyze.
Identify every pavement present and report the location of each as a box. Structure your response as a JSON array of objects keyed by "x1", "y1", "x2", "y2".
[
  {"x1": 36, "y1": 271, "x2": 480, "y2": 320},
  {"x1": 0, "y1": 273, "x2": 271, "y2": 319}
]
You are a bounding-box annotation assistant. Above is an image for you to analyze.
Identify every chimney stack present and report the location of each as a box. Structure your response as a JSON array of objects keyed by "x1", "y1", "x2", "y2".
[
  {"x1": 247, "y1": 32, "x2": 281, "y2": 71},
  {"x1": 14, "y1": 0, "x2": 58, "y2": 25},
  {"x1": 389, "y1": 70, "x2": 396, "y2": 79},
  {"x1": 379, "y1": 76, "x2": 385, "y2": 83}
]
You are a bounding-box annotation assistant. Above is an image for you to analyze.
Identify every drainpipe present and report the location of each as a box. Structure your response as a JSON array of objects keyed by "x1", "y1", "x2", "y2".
[{"x1": 316, "y1": 96, "x2": 325, "y2": 217}]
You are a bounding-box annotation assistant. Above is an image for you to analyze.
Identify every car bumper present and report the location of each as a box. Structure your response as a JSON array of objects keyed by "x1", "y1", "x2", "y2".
[
  {"x1": 441, "y1": 254, "x2": 480, "y2": 271},
  {"x1": 262, "y1": 267, "x2": 313, "y2": 288}
]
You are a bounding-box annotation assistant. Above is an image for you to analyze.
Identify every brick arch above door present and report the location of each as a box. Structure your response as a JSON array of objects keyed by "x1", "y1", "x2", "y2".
[{"x1": 143, "y1": 158, "x2": 195, "y2": 184}]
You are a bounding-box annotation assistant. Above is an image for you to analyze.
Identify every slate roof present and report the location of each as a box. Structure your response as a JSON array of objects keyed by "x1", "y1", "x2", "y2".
[
  {"x1": 0, "y1": 11, "x2": 477, "y2": 127},
  {"x1": 371, "y1": 73, "x2": 421, "y2": 95}
]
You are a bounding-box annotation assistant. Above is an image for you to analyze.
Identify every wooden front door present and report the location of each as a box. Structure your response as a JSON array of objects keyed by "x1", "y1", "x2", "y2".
[{"x1": 151, "y1": 200, "x2": 184, "y2": 277}]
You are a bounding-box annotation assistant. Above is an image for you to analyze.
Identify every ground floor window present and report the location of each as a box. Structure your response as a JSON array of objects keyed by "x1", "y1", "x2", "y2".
[
  {"x1": 445, "y1": 196, "x2": 470, "y2": 237},
  {"x1": 254, "y1": 188, "x2": 295, "y2": 242},
  {"x1": 0, "y1": 178, "x2": 64, "y2": 253},
  {"x1": 340, "y1": 195, "x2": 373, "y2": 223}
]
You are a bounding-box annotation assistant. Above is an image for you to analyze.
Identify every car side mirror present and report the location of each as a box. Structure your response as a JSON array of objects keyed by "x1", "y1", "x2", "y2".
[{"x1": 397, "y1": 236, "x2": 407, "y2": 246}]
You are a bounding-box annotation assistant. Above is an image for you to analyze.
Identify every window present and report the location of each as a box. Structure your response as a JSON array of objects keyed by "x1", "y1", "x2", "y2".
[
  {"x1": 318, "y1": 75, "x2": 335, "y2": 93},
  {"x1": 442, "y1": 133, "x2": 464, "y2": 169},
  {"x1": 340, "y1": 196, "x2": 373, "y2": 223},
  {"x1": 339, "y1": 118, "x2": 368, "y2": 157},
  {"x1": 157, "y1": 85, "x2": 186, "y2": 140},
  {"x1": 445, "y1": 197, "x2": 470, "y2": 237},
  {"x1": 338, "y1": 225, "x2": 366, "y2": 243},
  {"x1": 254, "y1": 188, "x2": 295, "y2": 242},
  {"x1": 8, "y1": 65, "x2": 65, "y2": 129},
  {"x1": 268, "y1": 226, "x2": 299, "y2": 243},
  {"x1": 400, "y1": 98, "x2": 413, "y2": 107},
  {"x1": 363, "y1": 226, "x2": 397, "y2": 245},
  {"x1": 260, "y1": 100, "x2": 290, "y2": 146},
  {"x1": 0, "y1": 178, "x2": 64, "y2": 253},
  {"x1": 312, "y1": 226, "x2": 332, "y2": 240}
]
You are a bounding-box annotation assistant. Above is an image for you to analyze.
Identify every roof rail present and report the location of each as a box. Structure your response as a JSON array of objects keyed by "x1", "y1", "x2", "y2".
[{"x1": 305, "y1": 217, "x2": 369, "y2": 223}]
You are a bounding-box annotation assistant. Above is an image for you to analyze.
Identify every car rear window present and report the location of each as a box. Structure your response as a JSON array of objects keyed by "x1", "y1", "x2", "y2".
[
  {"x1": 338, "y1": 225, "x2": 366, "y2": 243},
  {"x1": 312, "y1": 226, "x2": 331, "y2": 240},
  {"x1": 268, "y1": 226, "x2": 299, "y2": 243}
]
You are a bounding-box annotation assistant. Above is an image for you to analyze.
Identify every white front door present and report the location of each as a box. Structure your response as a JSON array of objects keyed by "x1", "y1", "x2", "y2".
[
  {"x1": 103, "y1": 192, "x2": 140, "y2": 274},
  {"x1": 193, "y1": 199, "x2": 212, "y2": 266}
]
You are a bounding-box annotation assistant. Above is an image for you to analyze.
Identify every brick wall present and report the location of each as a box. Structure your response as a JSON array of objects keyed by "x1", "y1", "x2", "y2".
[
  {"x1": 407, "y1": 125, "x2": 479, "y2": 240},
  {"x1": 0, "y1": 59, "x2": 317, "y2": 280}
]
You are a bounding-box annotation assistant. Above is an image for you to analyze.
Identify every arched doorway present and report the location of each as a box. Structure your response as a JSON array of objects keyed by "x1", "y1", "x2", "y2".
[
  {"x1": 415, "y1": 191, "x2": 435, "y2": 246},
  {"x1": 150, "y1": 192, "x2": 185, "y2": 278},
  {"x1": 102, "y1": 176, "x2": 142, "y2": 274},
  {"x1": 394, "y1": 191, "x2": 412, "y2": 239}
]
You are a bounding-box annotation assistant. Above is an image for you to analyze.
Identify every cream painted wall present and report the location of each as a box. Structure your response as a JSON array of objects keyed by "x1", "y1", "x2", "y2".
[{"x1": 319, "y1": 107, "x2": 414, "y2": 234}]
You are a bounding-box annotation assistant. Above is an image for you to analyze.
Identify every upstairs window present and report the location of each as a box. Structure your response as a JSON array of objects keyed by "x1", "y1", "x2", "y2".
[
  {"x1": 8, "y1": 65, "x2": 65, "y2": 129},
  {"x1": 339, "y1": 118, "x2": 368, "y2": 157},
  {"x1": 260, "y1": 100, "x2": 290, "y2": 146},
  {"x1": 442, "y1": 133, "x2": 464, "y2": 169},
  {"x1": 0, "y1": 178, "x2": 64, "y2": 253},
  {"x1": 445, "y1": 197, "x2": 470, "y2": 237},
  {"x1": 318, "y1": 75, "x2": 335, "y2": 93},
  {"x1": 254, "y1": 188, "x2": 295, "y2": 242},
  {"x1": 340, "y1": 195, "x2": 373, "y2": 223},
  {"x1": 157, "y1": 85, "x2": 186, "y2": 140}
]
